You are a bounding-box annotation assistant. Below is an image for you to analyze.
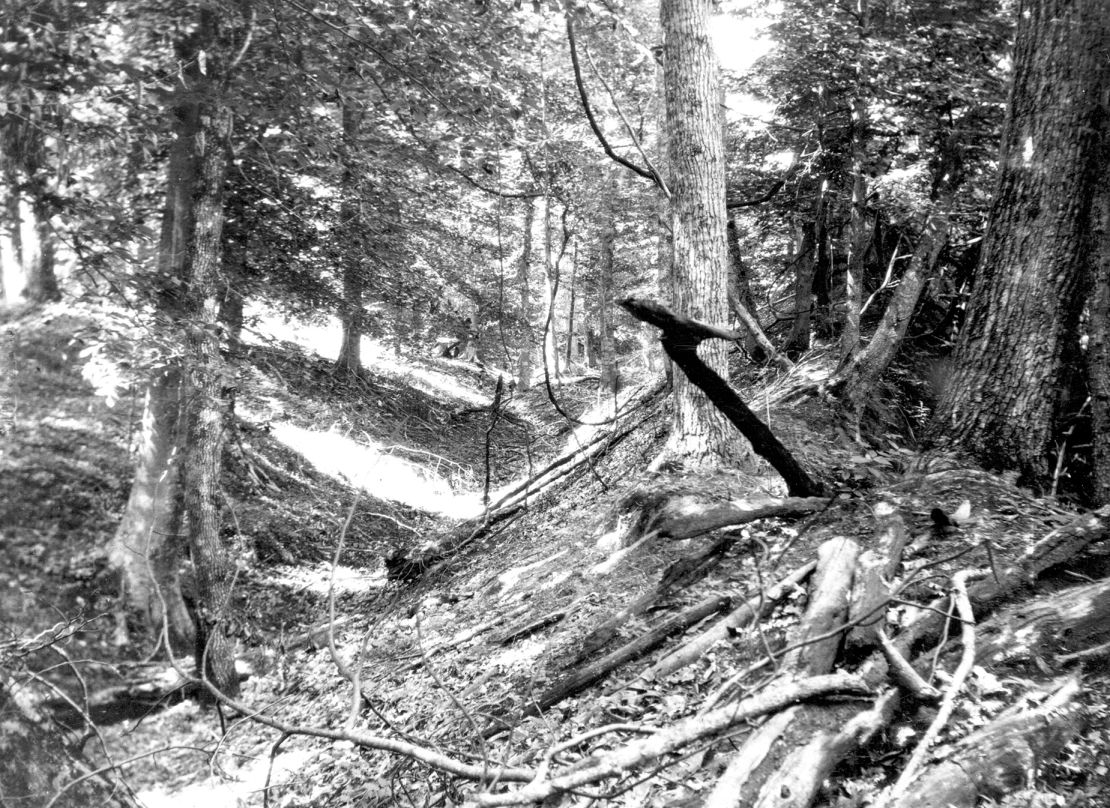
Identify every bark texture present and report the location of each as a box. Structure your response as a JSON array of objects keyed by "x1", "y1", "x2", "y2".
[
  {"x1": 660, "y1": 0, "x2": 741, "y2": 465},
  {"x1": 183, "y1": 94, "x2": 238, "y2": 697},
  {"x1": 109, "y1": 367, "x2": 195, "y2": 653},
  {"x1": 111, "y1": 20, "x2": 204, "y2": 652},
  {"x1": 930, "y1": 0, "x2": 1110, "y2": 481}
]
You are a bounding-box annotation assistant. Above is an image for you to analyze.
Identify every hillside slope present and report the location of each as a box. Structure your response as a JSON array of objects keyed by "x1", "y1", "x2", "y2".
[{"x1": 3, "y1": 305, "x2": 1109, "y2": 808}]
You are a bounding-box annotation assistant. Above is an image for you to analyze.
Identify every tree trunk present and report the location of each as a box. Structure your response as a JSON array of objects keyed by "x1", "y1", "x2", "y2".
[
  {"x1": 541, "y1": 196, "x2": 560, "y2": 382},
  {"x1": 598, "y1": 184, "x2": 618, "y2": 402},
  {"x1": 660, "y1": 0, "x2": 745, "y2": 466},
  {"x1": 182, "y1": 95, "x2": 239, "y2": 698},
  {"x1": 2, "y1": 178, "x2": 21, "y2": 303},
  {"x1": 111, "y1": 26, "x2": 202, "y2": 653},
  {"x1": 336, "y1": 102, "x2": 366, "y2": 376},
  {"x1": 835, "y1": 207, "x2": 950, "y2": 434},
  {"x1": 23, "y1": 196, "x2": 60, "y2": 302},
  {"x1": 1088, "y1": 125, "x2": 1110, "y2": 505},
  {"x1": 784, "y1": 187, "x2": 826, "y2": 357},
  {"x1": 109, "y1": 366, "x2": 195, "y2": 655},
  {"x1": 516, "y1": 198, "x2": 535, "y2": 389},
  {"x1": 929, "y1": 0, "x2": 1110, "y2": 484}
]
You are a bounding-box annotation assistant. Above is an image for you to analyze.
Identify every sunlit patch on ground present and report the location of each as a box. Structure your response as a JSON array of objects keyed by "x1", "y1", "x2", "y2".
[
  {"x1": 269, "y1": 421, "x2": 483, "y2": 519},
  {"x1": 134, "y1": 748, "x2": 318, "y2": 808},
  {"x1": 245, "y1": 310, "x2": 491, "y2": 407},
  {"x1": 262, "y1": 561, "x2": 387, "y2": 595}
]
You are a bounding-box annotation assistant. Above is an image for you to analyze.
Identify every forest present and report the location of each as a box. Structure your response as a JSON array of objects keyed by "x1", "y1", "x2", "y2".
[{"x1": 2, "y1": 0, "x2": 1110, "y2": 805}]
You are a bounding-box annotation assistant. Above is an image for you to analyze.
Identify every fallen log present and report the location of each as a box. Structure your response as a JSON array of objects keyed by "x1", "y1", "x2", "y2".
[
  {"x1": 703, "y1": 537, "x2": 859, "y2": 807},
  {"x1": 846, "y1": 501, "x2": 907, "y2": 651},
  {"x1": 653, "y1": 495, "x2": 830, "y2": 539}
]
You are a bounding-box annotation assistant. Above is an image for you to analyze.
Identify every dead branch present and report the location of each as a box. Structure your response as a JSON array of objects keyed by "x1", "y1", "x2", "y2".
[
  {"x1": 846, "y1": 502, "x2": 908, "y2": 650},
  {"x1": 703, "y1": 708, "x2": 800, "y2": 808},
  {"x1": 749, "y1": 689, "x2": 900, "y2": 808},
  {"x1": 487, "y1": 593, "x2": 735, "y2": 734},
  {"x1": 886, "y1": 570, "x2": 982, "y2": 801},
  {"x1": 471, "y1": 673, "x2": 871, "y2": 806},
  {"x1": 885, "y1": 676, "x2": 1083, "y2": 808},
  {"x1": 654, "y1": 495, "x2": 830, "y2": 539},
  {"x1": 644, "y1": 560, "x2": 817, "y2": 682},
  {"x1": 575, "y1": 532, "x2": 736, "y2": 660},
  {"x1": 620, "y1": 297, "x2": 824, "y2": 496}
]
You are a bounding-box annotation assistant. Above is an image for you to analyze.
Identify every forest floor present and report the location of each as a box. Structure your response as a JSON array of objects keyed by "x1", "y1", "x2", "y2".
[{"x1": 3, "y1": 302, "x2": 1110, "y2": 808}]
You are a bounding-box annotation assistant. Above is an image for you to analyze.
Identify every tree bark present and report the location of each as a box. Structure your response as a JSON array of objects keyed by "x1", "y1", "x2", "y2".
[
  {"x1": 1087, "y1": 124, "x2": 1110, "y2": 505},
  {"x1": 336, "y1": 101, "x2": 366, "y2": 375},
  {"x1": 660, "y1": 0, "x2": 742, "y2": 466},
  {"x1": 183, "y1": 91, "x2": 238, "y2": 697},
  {"x1": 111, "y1": 20, "x2": 204, "y2": 652},
  {"x1": 109, "y1": 366, "x2": 194, "y2": 654},
  {"x1": 929, "y1": 0, "x2": 1110, "y2": 484}
]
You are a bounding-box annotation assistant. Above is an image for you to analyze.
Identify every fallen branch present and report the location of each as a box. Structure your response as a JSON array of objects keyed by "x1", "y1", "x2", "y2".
[
  {"x1": 471, "y1": 673, "x2": 870, "y2": 806},
  {"x1": 643, "y1": 560, "x2": 817, "y2": 682},
  {"x1": 620, "y1": 297, "x2": 824, "y2": 497},
  {"x1": 749, "y1": 689, "x2": 900, "y2": 808},
  {"x1": 886, "y1": 569, "x2": 982, "y2": 801},
  {"x1": 487, "y1": 592, "x2": 735, "y2": 734},
  {"x1": 576, "y1": 533, "x2": 736, "y2": 660},
  {"x1": 885, "y1": 676, "x2": 1083, "y2": 808},
  {"x1": 654, "y1": 495, "x2": 829, "y2": 539}
]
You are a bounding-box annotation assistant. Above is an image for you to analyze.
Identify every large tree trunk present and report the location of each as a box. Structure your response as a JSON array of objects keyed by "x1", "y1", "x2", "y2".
[
  {"x1": 1088, "y1": 120, "x2": 1110, "y2": 505},
  {"x1": 660, "y1": 0, "x2": 745, "y2": 466},
  {"x1": 516, "y1": 198, "x2": 535, "y2": 389},
  {"x1": 111, "y1": 28, "x2": 203, "y2": 653},
  {"x1": 109, "y1": 366, "x2": 194, "y2": 654},
  {"x1": 336, "y1": 102, "x2": 366, "y2": 375},
  {"x1": 929, "y1": 0, "x2": 1110, "y2": 484},
  {"x1": 183, "y1": 95, "x2": 239, "y2": 697}
]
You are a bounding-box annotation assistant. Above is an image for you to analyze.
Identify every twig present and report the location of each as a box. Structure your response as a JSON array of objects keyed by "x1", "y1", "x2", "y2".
[{"x1": 883, "y1": 569, "x2": 983, "y2": 803}]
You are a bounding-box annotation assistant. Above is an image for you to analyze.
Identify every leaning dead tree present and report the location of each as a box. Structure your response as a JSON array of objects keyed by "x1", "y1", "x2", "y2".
[{"x1": 620, "y1": 297, "x2": 824, "y2": 496}]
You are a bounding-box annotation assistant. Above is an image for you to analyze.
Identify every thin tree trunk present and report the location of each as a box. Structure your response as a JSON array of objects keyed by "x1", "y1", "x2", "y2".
[
  {"x1": 565, "y1": 262, "x2": 576, "y2": 368},
  {"x1": 598, "y1": 188, "x2": 618, "y2": 402},
  {"x1": 336, "y1": 102, "x2": 366, "y2": 375},
  {"x1": 183, "y1": 96, "x2": 238, "y2": 697},
  {"x1": 542, "y1": 196, "x2": 560, "y2": 382},
  {"x1": 660, "y1": 0, "x2": 746, "y2": 466},
  {"x1": 516, "y1": 198, "x2": 535, "y2": 389},
  {"x1": 835, "y1": 207, "x2": 950, "y2": 434},
  {"x1": 929, "y1": 0, "x2": 1110, "y2": 483},
  {"x1": 784, "y1": 186, "x2": 826, "y2": 357}
]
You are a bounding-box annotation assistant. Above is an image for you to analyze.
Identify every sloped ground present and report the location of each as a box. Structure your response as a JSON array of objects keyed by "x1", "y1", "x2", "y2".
[{"x1": 4, "y1": 306, "x2": 1110, "y2": 808}]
